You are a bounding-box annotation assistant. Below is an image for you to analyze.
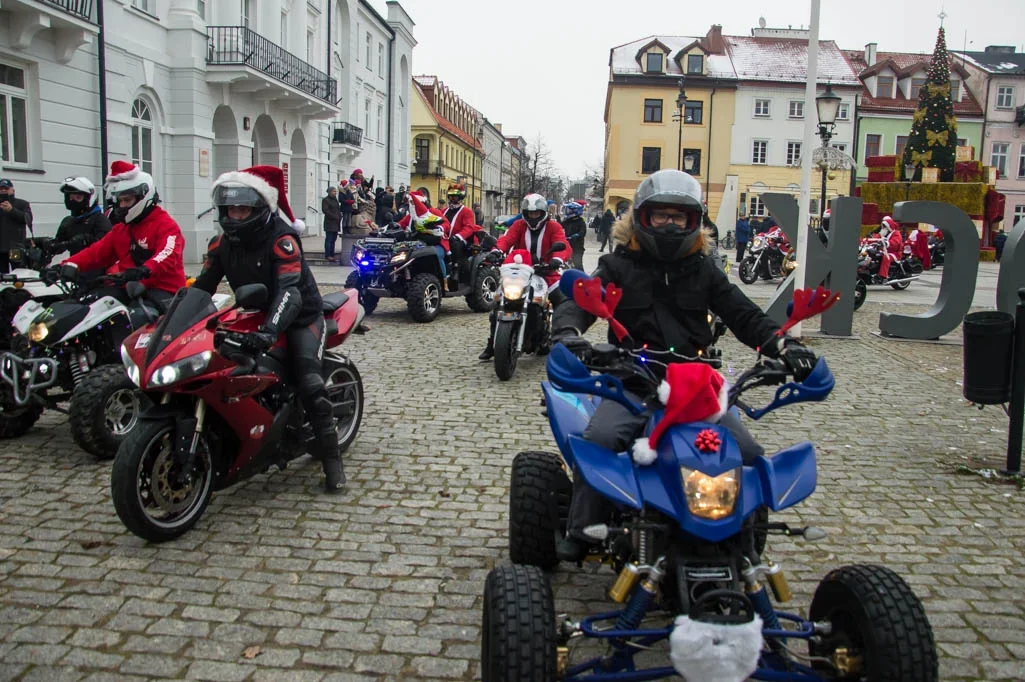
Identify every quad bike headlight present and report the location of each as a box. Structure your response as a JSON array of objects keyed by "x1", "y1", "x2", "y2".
[
  {"x1": 120, "y1": 345, "x2": 141, "y2": 387},
  {"x1": 148, "y1": 351, "x2": 213, "y2": 388},
  {"x1": 27, "y1": 322, "x2": 48, "y2": 343},
  {"x1": 390, "y1": 251, "x2": 407, "y2": 264},
  {"x1": 681, "y1": 467, "x2": 740, "y2": 520}
]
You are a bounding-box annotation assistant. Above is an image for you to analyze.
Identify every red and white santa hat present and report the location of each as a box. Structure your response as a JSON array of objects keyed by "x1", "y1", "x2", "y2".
[
  {"x1": 880, "y1": 215, "x2": 898, "y2": 232},
  {"x1": 212, "y1": 165, "x2": 304, "y2": 233},
  {"x1": 407, "y1": 191, "x2": 433, "y2": 223},
  {"x1": 503, "y1": 249, "x2": 533, "y2": 266},
  {"x1": 632, "y1": 363, "x2": 729, "y2": 466}
]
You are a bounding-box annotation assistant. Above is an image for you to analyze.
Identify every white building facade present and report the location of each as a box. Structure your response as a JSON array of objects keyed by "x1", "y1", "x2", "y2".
[{"x1": 479, "y1": 119, "x2": 504, "y2": 223}]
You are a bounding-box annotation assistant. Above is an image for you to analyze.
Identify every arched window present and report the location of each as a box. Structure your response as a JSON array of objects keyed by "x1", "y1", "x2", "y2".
[{"x1": 131, "y1": 99, "x2": 153, "y2": 174}]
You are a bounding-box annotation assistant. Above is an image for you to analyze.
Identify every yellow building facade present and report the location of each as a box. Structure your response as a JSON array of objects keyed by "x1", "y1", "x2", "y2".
[{"x1": 410, "y1": 76, "x2": 482, "y2": 209}]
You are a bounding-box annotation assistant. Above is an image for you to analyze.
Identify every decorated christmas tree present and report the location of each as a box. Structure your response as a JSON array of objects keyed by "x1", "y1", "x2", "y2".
[{"x1": 901, "y1": 26, "x2": 958, "y2": 181}]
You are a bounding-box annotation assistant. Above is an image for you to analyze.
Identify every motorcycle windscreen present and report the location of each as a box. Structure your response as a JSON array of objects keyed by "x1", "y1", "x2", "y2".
[{"x1": 146, "y1": 287, "x2": 218, "y2": 364}]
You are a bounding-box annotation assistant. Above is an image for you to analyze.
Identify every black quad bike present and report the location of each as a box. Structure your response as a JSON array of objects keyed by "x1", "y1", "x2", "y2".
[
  {"x1": 0, "y1": 237, "x2": 72, "y2": 351},
  {"x1": 344, "y1": 227, "x2": 500, "y2": 323}
]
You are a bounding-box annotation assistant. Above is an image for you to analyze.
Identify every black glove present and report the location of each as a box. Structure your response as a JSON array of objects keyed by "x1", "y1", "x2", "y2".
[
  {"x1": 779, "y1": 340, "x2": 817, "y2": 382},
  {"x1": 241, "y1": 330, "x2": 277, "y2": 353},
  {"x1": 120, "y1": 266, "x2": 151, "y2": 282},
  {"x1": 486, "y1": 251, "x2": 503, "y2": 265},
  {"x1": 42, "y1": 265, "x2": 61, "y2": 285},
  {"x1": 556, "y1": 334, "x2": 592, "y2": 362}
]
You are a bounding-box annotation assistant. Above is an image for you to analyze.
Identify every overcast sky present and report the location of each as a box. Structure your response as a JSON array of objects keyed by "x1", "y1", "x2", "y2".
[{"x1": 391, "y1": 0, "x2": 1024, "y2": 179}]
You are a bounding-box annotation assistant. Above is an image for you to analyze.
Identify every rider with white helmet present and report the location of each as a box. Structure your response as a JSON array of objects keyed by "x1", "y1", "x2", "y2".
[{"x1": 55, "y1": 177, "x2": 112, "y2": 255}]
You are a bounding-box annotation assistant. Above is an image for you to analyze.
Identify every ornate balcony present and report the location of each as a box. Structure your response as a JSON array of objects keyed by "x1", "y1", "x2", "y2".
[
  {"x1": 41, "y1": 0, "x2": 92, "y2": 20},
  {"x1": 332, "y1": 122, "x2": 363, "y2": 148},
  {"x1": 206, "y1": 26, "x2": 339, "y2": 118},
  {"x1": 5, "y1": 0, "x2": 98, "y2": 62}
]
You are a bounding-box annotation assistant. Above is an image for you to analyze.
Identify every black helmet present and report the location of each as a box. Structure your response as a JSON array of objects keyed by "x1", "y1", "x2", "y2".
[
  {"x1": 631, "y1": 170, "x2": 704, "y2": 261},
  {"x1": 213, "y1": 184, "x2": 273, "y2": 244}
]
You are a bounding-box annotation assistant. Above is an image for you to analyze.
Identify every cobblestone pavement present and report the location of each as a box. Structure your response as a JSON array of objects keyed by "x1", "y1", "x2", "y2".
[{"x1": 0, "y1": 249, "x2": 1022, "y2": 680}]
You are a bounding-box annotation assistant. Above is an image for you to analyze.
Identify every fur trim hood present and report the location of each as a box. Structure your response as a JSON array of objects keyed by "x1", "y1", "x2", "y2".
[{"x1": 611, "y1": 213, "x2": 712, "y2": 257}]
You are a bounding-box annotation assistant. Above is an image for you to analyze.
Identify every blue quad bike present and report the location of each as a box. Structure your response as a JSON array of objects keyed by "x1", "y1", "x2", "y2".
[{"x1": 481, "y1": 342, "x2": 937, "y2": 681}]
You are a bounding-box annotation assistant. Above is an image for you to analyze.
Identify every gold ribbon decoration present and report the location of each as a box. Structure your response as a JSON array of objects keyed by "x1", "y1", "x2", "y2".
[
  {"x1": 926, "y1": 129, "x2": 949, "y2": 147},
  {"x1": 926, "y1": 82, "x2": 951, "y2": 98},
  {"x1": 913, "y1": 109, "x2": 927, "y2": 125},
  {"x1": 946, "y1": 114, "x2": 958, "y2": 130},
  {"x1": 910, "y1": 149, "x2": 933, "y2": 166}
]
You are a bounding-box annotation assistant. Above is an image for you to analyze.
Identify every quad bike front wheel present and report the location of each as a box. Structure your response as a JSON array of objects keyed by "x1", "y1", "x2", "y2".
[
  {"x1": 324, "y1": 361, "x2": 364, "y2": 453},
  {"x1": 493, "y1": 320, "x2": 520, "y2": 381},
  {"x1": 467, "y1": 265, "x2": 500, "y2": 313},
  {"x1": 111, "y1": 418, "x2": 214, "y2": 543},
  {"x1": 481, "y1": 564, "x2": 557, "y2": 682},
  {"x1": 407, "y1": 273, "x2": 442, "y2": 323},
  {"x1": 808, "y1": 564, "x2": 937, "y2": 682},
  {"x1": 0, "y1": 387, "x2": 43, "y2": 439},
  {"x1": 69, "y1": 365, "x2": 143, "y2": 459},
  {"x1": 509, "y1": 451, "x2": 571, "y2": 569},
  {"x1": 344, "y1": 271, "x2": 378, "y2": 315}
]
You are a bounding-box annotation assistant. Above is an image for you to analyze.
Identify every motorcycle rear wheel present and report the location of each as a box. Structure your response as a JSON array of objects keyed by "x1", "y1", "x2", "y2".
[
  {"x1": 324, "y1": 361, "x2": 364, "y2": 453},
  {"x1": 890, "y1": 279, "x2": 911, "y2": 290},
  {"x1": 111, "y1": 418, "x2": 213, "y2": 543},
  {"x1": 739, "y1": 259, "x2": 758, "y2": 284},
  {"x1": 494, "y1": 320, "x2": 520, "y2": 381}
]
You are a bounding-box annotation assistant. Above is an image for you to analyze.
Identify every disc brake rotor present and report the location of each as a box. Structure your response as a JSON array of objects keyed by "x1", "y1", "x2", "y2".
[{"x1": 148, "y1": 444, "x2": 200, "y2": 515}]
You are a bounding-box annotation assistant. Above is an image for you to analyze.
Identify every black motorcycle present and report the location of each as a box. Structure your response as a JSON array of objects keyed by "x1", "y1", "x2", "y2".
[{"x1": 738, "y1": 232, "x2": 787, "y2": 284}]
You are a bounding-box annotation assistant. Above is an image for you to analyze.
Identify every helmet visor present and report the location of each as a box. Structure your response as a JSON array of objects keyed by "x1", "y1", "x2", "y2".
[{"x1": 213, "y1": 185, "x2": 265, "y2": 208}]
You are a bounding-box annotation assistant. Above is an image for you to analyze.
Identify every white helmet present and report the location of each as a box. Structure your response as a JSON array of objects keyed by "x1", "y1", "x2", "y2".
[
  {"x1": 520, "y1": 193, "x2": 548, "y2": 230},
  {"x1": 59, "y1": 177, "x2": 98, "y2": 212},
  {"x1": 106, "y1": 161, "x2": 156, "y2": 224}
]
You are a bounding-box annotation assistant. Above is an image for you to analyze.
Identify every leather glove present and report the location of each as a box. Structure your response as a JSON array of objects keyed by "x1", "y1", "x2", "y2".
[
  {"x1": 779, "y1": 340, "x2": 817, "y2": 382},
  {"x1": 486, "y1": 251, "x2": 503, "y2": 265},
  {"x1": 556, "y1": 334, "x2": 592, "y2": 362},
  {"x1": 242, "y1": 330, "x2": 277, "y2": 353},
  {"x1": 120, "y1": 266, "x2": 151, "y2": 282},
  {"x1": 42, "y1": 265, "x2": 62, "y2": 285}
]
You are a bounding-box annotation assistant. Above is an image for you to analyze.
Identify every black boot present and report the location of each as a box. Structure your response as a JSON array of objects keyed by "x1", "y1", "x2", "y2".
[
  {"x1": 556, "y1": 535, "x2": 589, "y2": 562},
  {"x1": 478, "y1": 341, "x2": 494, "y2": 361},
  {"x1": 311, "y1": 397, "x2": 345, "y2": 493}
]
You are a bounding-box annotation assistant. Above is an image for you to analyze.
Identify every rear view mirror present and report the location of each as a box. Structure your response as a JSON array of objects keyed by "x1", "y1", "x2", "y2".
[
  {"x1": 234, "y1": 283, "x2": 268, "y2": 309},
  {"x1": 546, "y1": 241, "x2": 568, "y2": 257}
]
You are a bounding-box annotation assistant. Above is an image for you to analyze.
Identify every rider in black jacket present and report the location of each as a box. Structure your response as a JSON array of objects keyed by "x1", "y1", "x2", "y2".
[
  {"x1": 55, "y1": 177, "x2": 112, "y2": 255},
  {"x1": 192, "y1": 166, "x2": 344, "y2": 494},
  {"x1": 561, "y1": 200, "x2": 588, "y2": 269},
  {"x1": 551, "y1": 169, "x2": 817, "y2": 561}
]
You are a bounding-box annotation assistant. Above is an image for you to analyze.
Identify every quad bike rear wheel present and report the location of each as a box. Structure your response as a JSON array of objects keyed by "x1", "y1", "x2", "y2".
[
  {"x1": 809, "y1": 564, "x2": 937, "y2": 681},
  {"x1": 481, "y1": 564, "x2": 557, "y2": 682},
  {"x1": 69, "y1": 365, "x2": 143, "y2": 459},
  {"x1": 509, "y1": 451, "x2": 571, "y2": 569},
  {"x1": 467, "y1": 265, "x2": 500, "y2": 313}
]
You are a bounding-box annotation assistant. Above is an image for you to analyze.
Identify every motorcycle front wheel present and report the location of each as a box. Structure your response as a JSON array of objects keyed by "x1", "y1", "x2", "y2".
[
  {"x1": 738, "y1": 258, "x2": 758, "y2": 284},
  {"x1": 493, "y1": 320, "x2": 520, "y2": 381},
  {"x1": 111, "y1": 418, "x2": 213, "y2": 543}
]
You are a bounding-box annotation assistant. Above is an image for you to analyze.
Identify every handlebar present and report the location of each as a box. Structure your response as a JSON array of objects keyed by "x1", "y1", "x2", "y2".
[{"x1": 213, "y1": 329, "x2": 258, "y2": 374}]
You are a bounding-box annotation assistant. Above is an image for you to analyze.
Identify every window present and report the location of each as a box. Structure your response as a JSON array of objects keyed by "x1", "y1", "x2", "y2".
[
  {"x1": 641, "y1": 147, "x2": 661, "y2": 174},
  {"x1": 1019, "y1": 144, "x2": 1025, "y2": 179},
  {"x1": 837, "y1": 102, "x2": 850, "y2": 120},
  {"x1": 786, "y1": 141, "x2": 802, "y2": 166},
  {"x1": 832, "y1": 143, "x2": 848, "y2": 154},
  {"x1": 131, "y1": 99, "x2": 153, "y2": 174},
  {"x1": 895, "y1": 135, "x2": 909, "y2": 158},
  {"x1": 196, "y1": 0, "x2": 206, "y2": 18},
  {"x1": 1015, "y1": 205, "x2": 1025, "y2": 226},
  {"x1": 415, "y1": 137, "x2": 429, "y2": 161},
  {"x1": 950, "y1": 80, "x2": 960, "y2": 101},
  {"x1": 364, "y1": 98, "x2": 371, "y2": 139},
  {"x1": 307, "y1": 30, "x2": 315, "y2": 62},
  {"x1": 753, "y1": 99, "x2": 770, "y2": 117},
  {"x1": 865, "y1": 134, "x2": 881, "y2": 159},
  {"x1": 687, "y1": 54, "x2": 704, "y2": 74},
  {"x1": 992, "y1": 142, "x2": 1009, "y2": 178},
  {"x1": 997, "y1": 86, "x2": 1015, "y2": 108},
  {"x1": 682, "y1": 148, "x2": 701, "y2": 175},
  {"x1": 643, "y1": 98, "x2": 662, "y2": 123},
  {"x1": 280, "y1": 12, "x2": 288, "y2": 49},
  {"x1": 132, "y1": 0, "x2": 153, "y2": 13},
  {"x1": 377, "y1": 103, "x2": 383, "y2": 140},
  {"x1": 645, "y1": 53, "x2": 663, "y2": 73},
  {"x1": 748, "y1": 196, "x2": 766, "y2": 217},
  {"x1": 788, "y1": 100, "x2": 804, "y2": 119},
  {"x1": 365, "y1": 32, "x2": 372, "y2": 70},
  {"x1": 242, "y1": 0, "x2": 253, "y2": 29},
  {"x1": 0, "y1": 62, "x2": 29, "y2": 165},
  {"x1": 751, "y1": 140, "x2": 767, "y2": 165},
  {"x1": 876, "y1": 76, "x2": 894, "y2": 98},
  {"x1": 910, "y1": 78, "x2": 927, "y2": 100},
  {"x1": 809, "y1": 197, "x2": 820, "y2": 217},
  {"x1": 684, "y1": 101, "x2": 703, "y2": 124},
  {"x1": 378, "y1": 43, "x2": 384, "y2": 76}
]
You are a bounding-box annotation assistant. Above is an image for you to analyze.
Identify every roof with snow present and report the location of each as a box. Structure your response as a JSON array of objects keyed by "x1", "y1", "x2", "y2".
[
  {"x1": 954, "y1": 49, "x2": 1025, "y2": 75},
  {"x1": 842, "y1": 50, "x2": 984, "y2": 117},
  {"x1": 610, "y1": 35, "x2": 736, "y2": 78},
  {"x1": 724, "y1": 36, "x2": 860, "y2": 85}
]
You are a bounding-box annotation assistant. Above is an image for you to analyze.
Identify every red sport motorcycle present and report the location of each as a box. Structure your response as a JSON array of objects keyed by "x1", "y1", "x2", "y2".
[{"x1": 111, "y1": 284, "x2": 365, "y2": 542}]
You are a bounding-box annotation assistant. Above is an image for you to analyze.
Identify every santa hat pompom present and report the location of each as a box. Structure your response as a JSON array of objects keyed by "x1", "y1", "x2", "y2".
[
  {"x1": 631, "y1": 438, "x2": 659, "y2": 466},
  {"x1": 108, "y1": 160, "x2": 140, "y2": 182}
]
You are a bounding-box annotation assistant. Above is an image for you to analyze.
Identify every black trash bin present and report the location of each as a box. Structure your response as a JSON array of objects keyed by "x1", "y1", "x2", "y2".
[{"x1": 963, "y1": 311, "x2": 1015, "y2": 404}]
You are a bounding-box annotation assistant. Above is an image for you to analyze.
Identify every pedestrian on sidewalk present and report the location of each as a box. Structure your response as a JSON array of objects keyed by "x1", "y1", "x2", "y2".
[
  {"x1": 735, "y1": 213, "x2": 751, "y2": 262},
  {"x1": 597, "y1": 208, "x2": 614, "y2": 252},
  {"x1": 322, "y1": 186, "x2": 341, "y2": 261},
  {"x1": 0, "y1": 178, "x2": 32, "y2": 273},
  {"x1": 339, "y1": 179, "x2": 354, "y2": 232}
]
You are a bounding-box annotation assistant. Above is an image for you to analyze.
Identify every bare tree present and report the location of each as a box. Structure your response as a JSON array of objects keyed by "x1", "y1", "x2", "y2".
[
  {"x1": 520, "y1": 135, "x2": 558, "y2": 196},
  {"x1": 583, "y1": 157, "x2": 607, "y2": 209}
]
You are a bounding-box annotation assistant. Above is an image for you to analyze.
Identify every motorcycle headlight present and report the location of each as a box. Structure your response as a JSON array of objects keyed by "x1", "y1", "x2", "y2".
[
  {"x1": 27, "y1": 322, "x2": 48, "y2": 343},
  {"x1": 148, "y1": 351, "x2": 212, "y2": 388},
  {"x1": 503, "y1": 283, "x2": 524, "y2": 300},
  {"x1": 681, "y1": 467, "x2": 740, "y2": 520},
  {"x1": 121, "y1": 345, "x2": 141, "y2": 387},
  {"x1": 390, "y1": 251, "x2": 407, "y2": 264}
]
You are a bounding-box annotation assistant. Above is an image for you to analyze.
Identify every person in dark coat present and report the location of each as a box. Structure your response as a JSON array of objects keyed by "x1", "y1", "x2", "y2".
[
  {"x1": 0, "y1": 178, "x2": 33, "y2": 273},
  {"x1": 55, "y1": 177, "x2": 112, "y2": 256},
  {"x1": 375, "y1": 187, "x2": 394, "y2": 227},
  {"x1": 322, "y1": 186, "x2": 342, "y2": 261},
  {"x1": 735, "y1": 214, "x2": 751, "y2": 262},
  {"x1": 561, "y1": 200, "x2": 588, "y2": 269},
  {"x1": 550, "y1": 169, "x2": 817, "y2": 561},
  {"x1": 597, "y1": 208, "x2": 614, "y2": 252},
  {"x1": 338, "y1": 180, "x2": 354, "y2": 232}
]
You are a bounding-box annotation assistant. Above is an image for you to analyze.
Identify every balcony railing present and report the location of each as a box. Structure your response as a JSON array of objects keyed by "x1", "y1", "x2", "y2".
[
  {"x1": 41, "y1": 0, "x2": 93, "y2": 21},
  {"x1": 206, "y1": 26, "x2": 336, "y2": 103},
  {"x1": 414, "y1": 159, "x2": 443, "y2": 177},
  {"x1": 332, "y1": 122, "x2": 363, "y2": 147}
]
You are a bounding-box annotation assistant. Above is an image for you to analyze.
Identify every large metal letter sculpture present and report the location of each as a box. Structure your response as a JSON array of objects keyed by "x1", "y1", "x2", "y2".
[
  {"x1": 997, "y1": 218, "x2": 1025, "y2": 315},
  {"x1": 879, "y1": 201, "x2": 978, "y2": 339},
  {"x1": 760, "y1": 193, "x2": 861, "y2": 334}
]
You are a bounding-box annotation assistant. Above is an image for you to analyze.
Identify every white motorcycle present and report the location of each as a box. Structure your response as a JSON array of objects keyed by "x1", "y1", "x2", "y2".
[{"x1": 490, "y1": 243, "x2": 567, "y2": 381}]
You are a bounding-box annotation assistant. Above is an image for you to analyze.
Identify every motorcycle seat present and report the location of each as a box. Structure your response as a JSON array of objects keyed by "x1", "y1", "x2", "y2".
[{"x1": 321, "y1": 292, "x2": 349, "y2": 313}]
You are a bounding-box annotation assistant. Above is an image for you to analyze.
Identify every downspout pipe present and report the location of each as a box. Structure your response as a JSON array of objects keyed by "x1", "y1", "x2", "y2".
[
  {"x1": 326, "y1": 1, "x2": 331, "y2": 79},
  {"x1": 849, "y1": 93, "x2": 860, "y2": 195},
  {"x1": 97, "y1": 0, "x2": 109, "y2": 176},
  {"x1": 705, "y1": 82, "x2": 716, "y2": 198},
  {"x1": 981, "y1": 76, "x2": 992, "y2": 152},
  {"x1": 386, "y1": 34, "x2": 393, "y2": 186}
]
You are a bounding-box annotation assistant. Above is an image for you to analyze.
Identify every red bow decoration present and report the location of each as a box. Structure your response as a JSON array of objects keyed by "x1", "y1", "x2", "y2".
[
  {"x1": 694, "y1": 429, "x2": 721, "y2": 453},
  {"x1": 777, "y1": 286, "x2": 841, "y2": 336},
  {"x1": 572, "y1": 277, "x2": 629, "y2": 342}
]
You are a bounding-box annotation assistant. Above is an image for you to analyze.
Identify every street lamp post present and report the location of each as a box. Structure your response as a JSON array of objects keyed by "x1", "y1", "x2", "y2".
[
  {"x1": 672, "y1": 78, "x2": 687, "y2": 171},
  {"x1": 904, "y1": 163, "x2": 916, "y2": 201},
  {"x1": 815, "y1": 82, "x2": 841, "y2": 221}
]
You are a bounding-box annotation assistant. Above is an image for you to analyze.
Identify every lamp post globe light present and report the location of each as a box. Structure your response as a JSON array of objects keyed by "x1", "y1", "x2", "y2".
[
  {"x1": 815, "y1": 82, "x2": 841, "y2": 220},
  {"x1": 904, "y1": 162, "x2": 917, "y2": 200},
  {"x1": 673, "y1": 78, "x2": 687, "y2": 171}
]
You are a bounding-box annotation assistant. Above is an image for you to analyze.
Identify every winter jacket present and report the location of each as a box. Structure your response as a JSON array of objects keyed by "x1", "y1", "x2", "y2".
[
  {"x1": 339, "y1": 187, "x2": 355, "y2": 215},
  {"x1": 65, "y1": 205, "x2": 186, "y2": 295},
  {"x1": 444, "y1": 204, "x2": 478, "y2": 244},
  {"x1": 496, "y1": 218, "x2": 570, "y2": 287},
  {"x1": 598, "y1": 210, "x2": 615, "y2": 236},
  {"x1": 55, "y1": 206, "x2": 113, "y2": 255},
  {"x1": 375, "y1": 192, "x2": 395, "y2": 227},
  {"x1": 322, "y1": 195, "x2": 341, "y2": 232},
  {"x1": 553, "y1": 229, "x2": 779, "y2": 362},
  {"x1": 0, "y1": 195, "x2": 32, "y2": 252},
  {"x1": 562, "y1": 215, "x2": 588, "y2": 246},
  {"x1": 735, "y1": 217, "x2": 751, "y2": 243}
]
